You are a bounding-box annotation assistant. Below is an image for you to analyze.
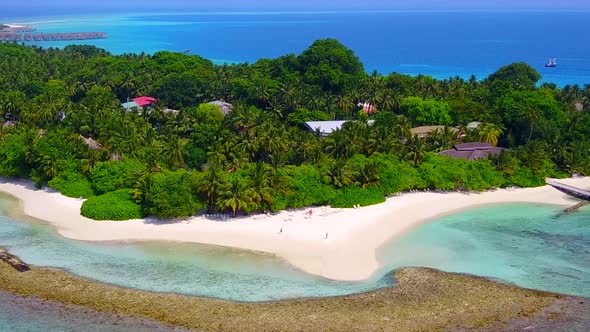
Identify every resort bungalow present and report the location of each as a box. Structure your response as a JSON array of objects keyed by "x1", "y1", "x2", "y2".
[
  {"x1": 121, "y1": 96, "x2": 157, "y2": 112},
  {"x1": 304, "y1": 120, "x2": 375, "y2": 137},
  {"x1": 466, "y1": 121, "x2": 482, "y2": 131},
  {"x1": 121, "y1": 101, "x2": 141, "y2": 111},
  {"x1": 439, "y1": 142, "x2": 506, "y2": 161},
  {"x1": 133, "y1": 96, "x2": 157, "y2": 108},
  {"x1": 79, "y1": 136, "x2": 102, "y2": 151},
  {"x1": 410, "y1": 125, "x2": 462, "y2": 138},
  {"x1": 208, "y1": 100, "x2": 233, "y2": 115},
  {"x1": 2, "y1": 121, "x2": 15, "y2": 129}
]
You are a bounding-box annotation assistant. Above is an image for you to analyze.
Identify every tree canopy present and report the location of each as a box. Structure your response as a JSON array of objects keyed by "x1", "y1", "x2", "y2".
[{"x1": 0, "y1": 40, "x2": 586, "y2": 220}]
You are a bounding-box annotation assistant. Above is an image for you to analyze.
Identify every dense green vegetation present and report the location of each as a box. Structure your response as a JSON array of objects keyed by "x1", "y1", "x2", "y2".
[
  {"x1": 0, "y1": 39, "x2": 588, "y2": 220},
  {"x1": 81, "y1": 189, "x2": 143, "y2": 221}
]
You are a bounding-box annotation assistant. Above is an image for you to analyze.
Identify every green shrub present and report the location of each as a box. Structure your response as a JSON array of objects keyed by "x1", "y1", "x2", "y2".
[
  {"x1": 506, "y1": 168, "x2": 545, "y2": 188},
  {"x1": 90, "y1": 159, "x2": 145, "y2": 195},
  {"x1": 330, "y1": 186, "x2": 385, "y2": 208},
  {"x1": 48, "y1": 172, "x2": 95, "y2": 198},
  {"x1": 81, "y1": 189, "x2": 143, "y2": 221},
  {"x1": 282, "y1": 165, "x2": 335, "y2": 208},
  {"x1": 143, "y1": 170, "x2": 200, "y2": 219}
]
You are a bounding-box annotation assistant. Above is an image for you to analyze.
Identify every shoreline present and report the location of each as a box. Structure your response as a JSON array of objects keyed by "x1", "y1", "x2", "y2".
[
  {"x1": 2, "y1": 259, "x2": 587, "y2": 331},
  {"x1": 0, "y1": 176, "x2": 589, "y2": 281}
]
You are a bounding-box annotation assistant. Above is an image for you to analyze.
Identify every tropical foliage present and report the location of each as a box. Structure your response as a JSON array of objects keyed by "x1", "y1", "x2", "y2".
[
  {"x1": 0, "y1": 40, "x2": 587, "y2": 220},
  {"x1": 81, "y1": 189, "x2": 143, "y2": 221}
]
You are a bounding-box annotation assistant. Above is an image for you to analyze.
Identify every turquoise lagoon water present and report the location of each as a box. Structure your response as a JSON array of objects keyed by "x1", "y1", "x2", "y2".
[
  {"x1": 1, "y1": 11, "x2": 590, "y2": 86},
  {"x1": 1, "y1": 195, "x2": 589, "y2": 301},
  {"x1": 378, "y1": 203, "x2": 590, "y2": 297},
  {"x1": 0, "y1": 195, "x2": 391, "y2": 302}
]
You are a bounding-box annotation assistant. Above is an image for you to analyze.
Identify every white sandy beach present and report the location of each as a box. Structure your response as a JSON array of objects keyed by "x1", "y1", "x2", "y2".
[{"x1": 0, "y1": 177, "x2": 589, "y2": 281}]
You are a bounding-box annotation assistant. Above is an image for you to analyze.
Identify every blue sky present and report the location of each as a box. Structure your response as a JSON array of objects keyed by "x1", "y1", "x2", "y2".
[{"x1": 4, "y1": 0, "x2": 590, "y2": 11}]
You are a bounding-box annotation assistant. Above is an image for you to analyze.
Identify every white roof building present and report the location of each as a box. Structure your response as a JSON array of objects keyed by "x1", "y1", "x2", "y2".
[{"x1": 304, "y1": 120, "x2": 375, "y2": 137}]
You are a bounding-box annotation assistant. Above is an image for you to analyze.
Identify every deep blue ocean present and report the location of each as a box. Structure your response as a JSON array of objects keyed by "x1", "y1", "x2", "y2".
[{"x1": 1, "y1": 11, "x2": 590, "y2": 85}]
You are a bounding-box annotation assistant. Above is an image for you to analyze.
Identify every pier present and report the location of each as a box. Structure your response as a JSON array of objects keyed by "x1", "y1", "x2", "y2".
[
  {"x1": 546, "y1": 179, "x2": 590, "y2": 201},
  {"x1": 0, "y1": 32, "x2": 107, "y2": 42}
]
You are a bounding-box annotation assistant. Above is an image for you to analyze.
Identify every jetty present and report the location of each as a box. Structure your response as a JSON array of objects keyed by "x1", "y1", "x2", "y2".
[
  {"x1": 546, "y1": 179, "x2": 590, "y2": 201},
  {"x1": 0, "y1": 32, "x2": 107, "y2": 42}
]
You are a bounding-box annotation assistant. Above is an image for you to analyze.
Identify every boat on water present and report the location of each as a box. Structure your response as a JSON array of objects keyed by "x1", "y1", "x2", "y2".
[
  {"x1": 183, "y1": 49, "x2": 192, "y2": 54},
  {"x1": 545, "y1": 58, "x2": 557, "y2": 67}
]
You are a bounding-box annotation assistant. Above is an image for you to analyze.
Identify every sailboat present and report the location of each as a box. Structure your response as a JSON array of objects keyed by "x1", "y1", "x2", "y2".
[{"x1": 545, "y1": 58, "x2": 557, "y2": 68}]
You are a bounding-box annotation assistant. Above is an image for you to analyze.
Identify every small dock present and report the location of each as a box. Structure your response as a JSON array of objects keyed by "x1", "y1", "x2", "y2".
[
  {"x1": 546, "y1": 179, "x2": 590, "y2": 201},
  {"x1": 0, "y1": 32, "x2": 107, "y2": 42}
]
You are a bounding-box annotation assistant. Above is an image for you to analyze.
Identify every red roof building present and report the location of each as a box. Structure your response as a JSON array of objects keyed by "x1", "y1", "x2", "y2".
[{"x1": 132, "y1": 96, "x2": 157, "y2": 107}]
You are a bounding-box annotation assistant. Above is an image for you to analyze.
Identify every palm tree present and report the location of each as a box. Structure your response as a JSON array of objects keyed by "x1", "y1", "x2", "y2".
[
  {"x1": 38, "y1": 154, "x2": 61, "y2": 179},
  {"x1": 336, "y1": 95, "x2": 355, "y2": 119},
  {"x1": 80, "y1": 149, "x2": 104, "y2": 175},
  {"x1": 163, "y1": 136, "x2": 189, "y2": 168},
  {"x1": 477, "y1": 123, "x2": 503, "y2": 146},
  {"x1": 120, "y1": 73, "x2": 137, "y2": 101},
  {"x1": 253, "y1": 79, "x2": 270, "y2": 109},
  {"x1": 217, "y1": 177, "x2": 253, "y2": 217},
  {"x1": 248, "y1": 162, "x2": 274, "y2": 209},
  {"x1": 354, "y1": 160, "x2": 381, "y2": 189},
  {"x1": 200, "y1": 164, "x2": 225, "y2": 213},
  {"x1": 206, "y1": 142, "x2": 228, "y2": 167},
  {"x1": 326, "y1": 160, "x2": 355, "y2": 188},
  {"x1": 367, "y1": 126, "x2": 400, "y2": 155},
  {"x1": 405, "y1": 136, "x2": 427, "y2": 166},
  {"x1": 524, "y1": 106, "x2": 541, "y2": 143},
  {"x1": 278, "y1": 80, "x2": 300, "y2": 113},
  {"x1": 394, "y1": 115, "x2": 413, "y2": 141}
]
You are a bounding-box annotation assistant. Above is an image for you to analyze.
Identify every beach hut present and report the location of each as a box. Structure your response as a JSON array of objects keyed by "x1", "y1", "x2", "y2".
[
  {"x1": 79, "y1": 136, "x2": 102, "y2": 151},
  {"x1": 2, "y1": 121, "x2": 15, "y2": 129},
  {"x1": 410, "y1": 125, "x2": 461, "y2": 138},
  {"x1": 208, "y1": 100, "x2": 233, "y2": 115},
  {"x1": 438, "y1": 142, "x2": 506, "y2": 161}
]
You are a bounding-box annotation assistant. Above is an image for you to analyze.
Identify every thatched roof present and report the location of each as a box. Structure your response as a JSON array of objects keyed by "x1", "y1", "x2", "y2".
[
  {"x1": 208, "y1": 100, "x2": 233, "y2": 115},
  {"x1": 439, "y1": 142, "x2": 506, "y2": 161},
  {"x1": 110, "y1": 152, "x2": 122, "y2": 161},
  {"x1": 2, "y1": 121, "x2": 15, "y2": 128},
  {"x1": 411, "y1": 126, "x2": 460, "y2": 137},
  {"x1": 79, "y1": 135, "x2": 102, "y2": 151}
]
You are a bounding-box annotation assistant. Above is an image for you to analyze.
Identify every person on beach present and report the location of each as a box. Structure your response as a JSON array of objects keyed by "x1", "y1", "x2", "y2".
[
  {"x1": 309, "y1": 209, "x2": 313, "y2": 217},
  {"x1": 325, "y1": 232, "x2": 328, "y2": 239},
  {"x1": 279, "y1": 227, "x2": 283, "y2": 234}
]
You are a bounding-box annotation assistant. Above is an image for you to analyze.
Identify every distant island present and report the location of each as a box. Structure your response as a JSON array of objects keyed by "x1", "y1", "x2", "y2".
[{"x1": 0, "y1": 23, "x2": 106, "y2": 41}]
